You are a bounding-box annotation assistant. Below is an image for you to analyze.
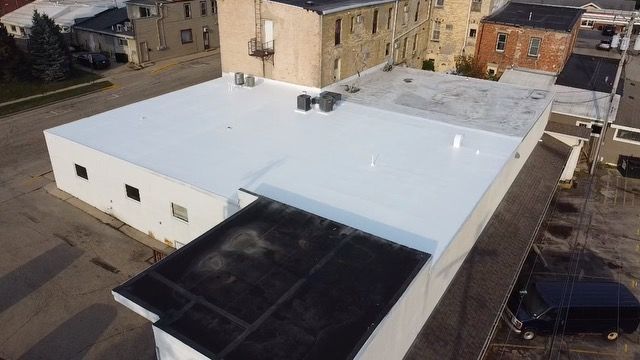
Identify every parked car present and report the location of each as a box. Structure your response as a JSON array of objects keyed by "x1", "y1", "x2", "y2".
[
  {"x1": 602, "y1": 26, "x2": 616, "y2": 36},
  {"x1": 596, "y1": 39, "x2": 612, "y2": 51},
  {"x1": 76, "y1": 53, "x2": 111, "y2": 69},
  {"x1": 503, "y1": 281, "x2": 640, "y2": 341}
]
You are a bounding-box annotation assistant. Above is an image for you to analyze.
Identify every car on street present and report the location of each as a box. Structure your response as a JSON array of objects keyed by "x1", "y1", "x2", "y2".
[
  {"x1": 76, "y1": 53, "x2": 111, "y2": 70},
  {"x1": 596, "y1": 39, "x2": 612, "y2": 51},
  {"x1": 503, "y1": 281, "x2": 640, "y2": 341}
]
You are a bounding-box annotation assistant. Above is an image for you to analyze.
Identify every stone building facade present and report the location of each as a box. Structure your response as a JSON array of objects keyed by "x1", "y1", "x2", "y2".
[
  {"x1": 127, "y1": 0, "x2": 219, "y2": 65},
  {"x1": 422, "y1": 0, "x2": 507, "y2": 72},
  {"x1": 218, "y1": 0, "x2": 430, "y2": 88}
]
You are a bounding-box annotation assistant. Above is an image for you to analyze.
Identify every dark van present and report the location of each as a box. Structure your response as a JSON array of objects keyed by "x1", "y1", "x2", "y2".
[{"x1": 503, "y1": 281, "x2": 640, "y2": 341}]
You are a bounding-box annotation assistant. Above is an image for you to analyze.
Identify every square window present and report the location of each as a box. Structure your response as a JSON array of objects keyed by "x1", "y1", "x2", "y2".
[
  {"x1": 469, "y1": 28, "x2": 477, "y2": 38},
  {"x1": 435, "y1": 0, "x2": 444, "y2": 6},
  {"x1": 75, "y1": 164, "x2": 88, "y2": 180},
  {"x1": 172, "y1": 203, "x2": 189, "y2": 222},
  {"x1": 496, "y1": 33, "x2": 507, "y2": 52},
  {"x1": 139, "y1": 7, "x2": 150, "y2": 18},
  {"x1": 181, "y1": 29, "x2": 193, "y2": 44},
  {"x1": 125, "y1": 184, "x2": 140, "y2": 202}
]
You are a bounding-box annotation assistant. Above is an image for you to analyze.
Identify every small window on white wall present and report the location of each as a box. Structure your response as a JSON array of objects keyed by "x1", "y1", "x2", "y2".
[
  {"x1": 172, "y1": 203, "x2": 189, "y2": 222},
  {"x1": 75, "y1": 164, "x2": 88, "y2": 180},
  {"x1": 125, "y1": 184, "x2": 140, "y2": 202}
]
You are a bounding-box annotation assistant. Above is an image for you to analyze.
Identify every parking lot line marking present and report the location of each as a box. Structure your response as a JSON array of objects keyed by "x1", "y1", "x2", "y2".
[{"x1": 567, "y1": 348, "x2": 619, "y2": 356}]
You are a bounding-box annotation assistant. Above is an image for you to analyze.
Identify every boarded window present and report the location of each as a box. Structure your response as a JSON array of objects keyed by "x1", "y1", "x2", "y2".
[
  {"x1": 75, "y1": 164, "x2": 88, "y2": 180},
  {"x1": 432, "y1": 21, "x2": 441, "y2": 41},
  {"x1": 172, "y1": 203, "x2": 189, "y2": 222},
  {"x1": 181, "y1": 29, "x2": 193, "y2": 44},
  {"x1": 125, "y1": 184, "x2": 140, "y2": 202}
]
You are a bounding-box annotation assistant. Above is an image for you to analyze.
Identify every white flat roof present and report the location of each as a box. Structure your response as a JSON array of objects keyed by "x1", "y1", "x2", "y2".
[
  {"x1": 499, "y1": 68, "x2": 620, "y2": 122},
  {"x1": 328, "y1": 67, "x2": 551, "y2": 137},
  {"x1": 46, "y1": 71, "x2": 551, "y2": 260}
]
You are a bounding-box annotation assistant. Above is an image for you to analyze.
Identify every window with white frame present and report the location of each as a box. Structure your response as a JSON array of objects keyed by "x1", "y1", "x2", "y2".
[
  {"x1": 171, "y1": 203, "x2": 189, "y2": 222},
  {"x1": 528, "y1": 37, "x2": 541, "y2": 57},
  {"x1": 614, "y1": 128, "x2": 640, "y2": 144},
  {"x1": 496, "y1": 33, "x2": 507, "y2": 52},
  {"x1": 581, "y1": 19, "x2": 594, "y2": 27}
]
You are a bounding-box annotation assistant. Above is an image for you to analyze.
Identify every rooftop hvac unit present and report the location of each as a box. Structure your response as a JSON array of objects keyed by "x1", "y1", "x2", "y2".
[
  {"x1": 297, "y1": 94, "x2": 311, "y2": 111},
  {"x1": 234, "y1": 72, "x2": 244, "y2": 85},
  {"x1": 319, "y1": 91, "x2": 342, "y2": 103},
  {"x1": 245, "y1": 75, "x2": 255, "y2": 87},
  {"x1": 319, "y1": 96, "x2": 335, "y2": 112}
]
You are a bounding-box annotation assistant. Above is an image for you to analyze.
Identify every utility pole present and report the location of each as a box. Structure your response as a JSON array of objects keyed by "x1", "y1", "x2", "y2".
[{"x1": 590, "y1": 11, "x2": 638, "y2": 175}]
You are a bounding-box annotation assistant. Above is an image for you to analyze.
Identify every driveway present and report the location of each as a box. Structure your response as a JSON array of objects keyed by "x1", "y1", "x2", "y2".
[{"x1": 0, "y1": 51, "x2": 222, "y2": 360}]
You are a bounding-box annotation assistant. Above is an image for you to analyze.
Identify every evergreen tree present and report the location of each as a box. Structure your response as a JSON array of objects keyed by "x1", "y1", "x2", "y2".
[
  {"x1": 0, "y1": 24, "x2": 29, "y2": 82},
  {"x1": 29, "y1": 10, "x2": 69, "y2": 82}
]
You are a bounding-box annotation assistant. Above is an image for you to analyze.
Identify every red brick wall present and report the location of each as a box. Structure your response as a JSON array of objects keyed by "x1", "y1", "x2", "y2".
[
  {"x1": 1, "y1": 0, "x2": 33, "y2": 16},
  {"x1": 475, "y1": 21, "x2": 579, "y2": 75}
]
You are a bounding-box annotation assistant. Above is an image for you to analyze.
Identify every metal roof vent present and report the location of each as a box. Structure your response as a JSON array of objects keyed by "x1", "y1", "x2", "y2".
[
  {"x1": 245, "y1": 75, "x2": 255, "y2": 87},
  {"x1": 234, "y1": 72, "x2": 244, "y2": 86}
]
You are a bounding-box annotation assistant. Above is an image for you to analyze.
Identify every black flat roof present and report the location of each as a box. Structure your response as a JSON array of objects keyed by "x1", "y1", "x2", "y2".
[
  {"x1": 269, "y1": 0, "x2": 394, "y2": 14},
  {"x1": 556, "y1": 54, "x2": 623, "y2": 94},
  {"x1": 483, "y1": 2, "x2": 583, "y2": 31},
  {"x1": 404, "y1": 134, "x2": 571, "y2": 360},
  {"x1": 114, "y1": 196, "x2": 429, "y2": 360}
]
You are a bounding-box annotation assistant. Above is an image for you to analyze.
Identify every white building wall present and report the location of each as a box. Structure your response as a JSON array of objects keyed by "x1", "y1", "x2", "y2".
[
  {"x1": 45, "y1": 132, "x2": 241, "y2": 248},
  {"x1": 355, "y1": 102, "x2": 551, "y2": 360},
  {"x1": 545, "y1": 132, "x2": 582, "y2": 182},
  {"x1": 153, "y1": 325, "x2": 209, "y2": 360}
]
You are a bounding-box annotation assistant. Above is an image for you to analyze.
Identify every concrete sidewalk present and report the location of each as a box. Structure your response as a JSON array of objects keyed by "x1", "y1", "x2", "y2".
[{"x1": 44, "y1": 181, "x2": 176, "y2": 256}]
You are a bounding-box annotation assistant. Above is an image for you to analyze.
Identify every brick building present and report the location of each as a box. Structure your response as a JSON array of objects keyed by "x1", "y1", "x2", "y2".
[
  {"x1": 475, "y1": 2, "x2": 582, "y2": 76},
  {"x1": 0, "y1": 0, "x2": 32, "y2": 17}
]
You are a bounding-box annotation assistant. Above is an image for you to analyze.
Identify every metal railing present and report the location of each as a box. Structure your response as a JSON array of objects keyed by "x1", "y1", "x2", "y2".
[{"x1": 248, "y1": 38, "x2": 275, "y2": 57}]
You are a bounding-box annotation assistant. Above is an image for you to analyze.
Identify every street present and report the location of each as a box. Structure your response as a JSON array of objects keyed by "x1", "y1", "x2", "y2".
[{"x1": 0, "y1": 51, "x2": 222, "y2": 360}]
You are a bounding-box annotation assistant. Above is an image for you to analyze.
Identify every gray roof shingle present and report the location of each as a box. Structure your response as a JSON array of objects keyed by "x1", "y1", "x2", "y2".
[
  {"x1": 483, "y1": 2, "x2": 584, "y2": 31},
  {"x1": 404, "y1": 134, "x2": 571, "y2": 360}
]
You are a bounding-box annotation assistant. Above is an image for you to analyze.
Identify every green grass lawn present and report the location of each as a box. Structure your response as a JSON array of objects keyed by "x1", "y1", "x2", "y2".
[
  {"x1": 0, "y1": 68, "x2": 102, "y2": 103},
  {"x1": 0, "y1": 81, "x2": 112, "y2": 117}
]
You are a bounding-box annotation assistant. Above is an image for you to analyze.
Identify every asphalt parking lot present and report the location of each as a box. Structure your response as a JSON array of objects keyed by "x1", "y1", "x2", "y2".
[
  {"x1": 487, "y1": 167, "x2": 640, "y2": 360},
  {"x1": 0, "y1": 51, "x2": 222, "y2": 360}
]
